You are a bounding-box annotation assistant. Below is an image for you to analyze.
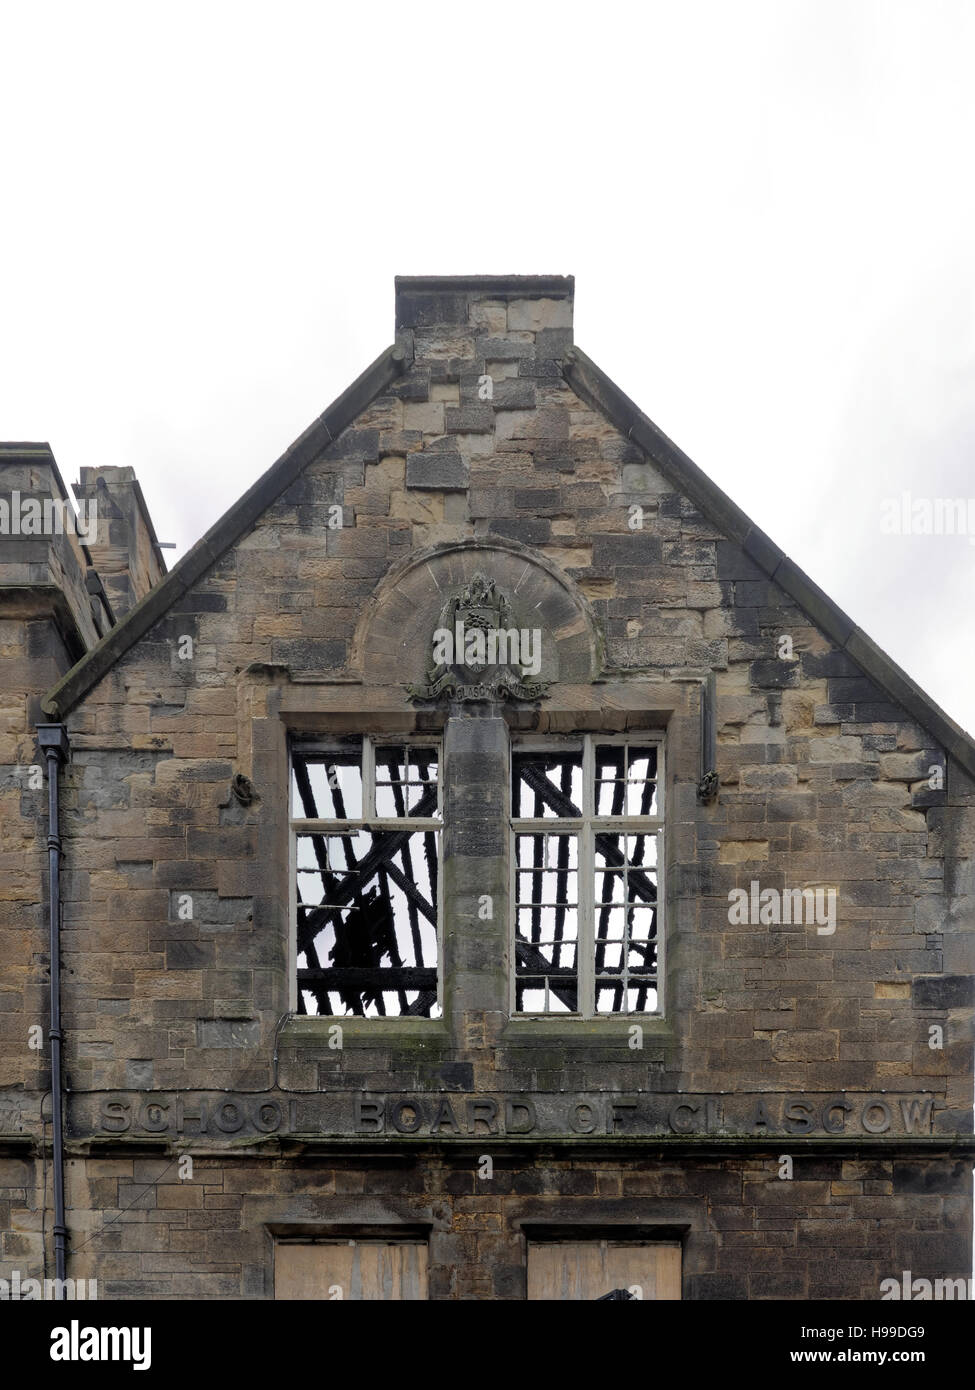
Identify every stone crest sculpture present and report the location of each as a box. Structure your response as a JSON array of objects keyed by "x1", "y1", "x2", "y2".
[{"x1": 406, "y1": 571, "x2": 551, "y2": 703}]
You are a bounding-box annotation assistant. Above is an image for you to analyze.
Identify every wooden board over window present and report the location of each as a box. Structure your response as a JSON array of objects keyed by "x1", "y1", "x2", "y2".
[
  {"x1": 527, "y1": 1240, "x2": 681, "y2": 1300},
  {"x1": 275, "y1": 1241, "x2": 428, "y2": 1300}
]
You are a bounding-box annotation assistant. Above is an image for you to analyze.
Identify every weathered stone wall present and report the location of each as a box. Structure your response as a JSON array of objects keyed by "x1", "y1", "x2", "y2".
[
  {"x1": 1, "y1": 279, "x2": 972, "y2": 1298},
  {"x1": 0, "y1": 452, "x2": 111, "y2": 1097},
  {"x1": 2, "y1": 1150, "x2": 970, "y2": 1300}
]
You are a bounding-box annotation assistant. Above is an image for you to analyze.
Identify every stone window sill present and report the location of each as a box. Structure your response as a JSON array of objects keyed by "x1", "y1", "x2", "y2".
[
  {"x1": 278, "y1": 1016, "x2": 450, "y2": 1049},
  {"x1": 501, "y1": 1016, "x2": 673, "y2": 1047}
]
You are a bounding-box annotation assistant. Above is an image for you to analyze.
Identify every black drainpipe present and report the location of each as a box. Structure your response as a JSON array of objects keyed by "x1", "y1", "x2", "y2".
[{"x1": 37, "y1": 722, "x2": 70, "y2": 1294}]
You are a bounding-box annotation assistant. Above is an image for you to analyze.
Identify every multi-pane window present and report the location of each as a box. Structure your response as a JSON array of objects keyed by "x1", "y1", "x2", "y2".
[
  {"x1": 291, "y1": 738, "x2": 441, "y2": 1018},
  {"x1": 511, "y1": 736, "x2": 662, "y2": 1016}
]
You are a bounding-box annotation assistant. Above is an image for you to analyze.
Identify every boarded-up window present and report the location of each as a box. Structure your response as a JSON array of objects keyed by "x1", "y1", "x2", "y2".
[
  {"x1": 275, "y1": 1241, "x2": 428, "y2": 1300},
  {"x1": 527, "y1": 1240, "x2": 681, "y2": 1300}
]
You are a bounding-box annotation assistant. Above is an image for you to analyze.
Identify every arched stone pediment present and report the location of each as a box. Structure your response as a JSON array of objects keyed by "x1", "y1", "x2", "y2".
[{"x1": 353, "y1": 540, "x2": 602, "y2": 698}]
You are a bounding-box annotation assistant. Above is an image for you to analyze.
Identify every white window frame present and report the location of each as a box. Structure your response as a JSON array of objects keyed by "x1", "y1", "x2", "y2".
[
  {"x1": 509, "y1": 733, "x2": 665, "y2": 1020},
  {"x1": 289, "y1": 735, "x2": 444, "y2": 1018}
]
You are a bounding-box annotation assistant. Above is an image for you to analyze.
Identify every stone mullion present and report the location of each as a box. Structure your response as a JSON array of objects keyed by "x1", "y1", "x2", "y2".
[{"x1": 442, "y1": 710, "x2": 509, "y2": 1048}]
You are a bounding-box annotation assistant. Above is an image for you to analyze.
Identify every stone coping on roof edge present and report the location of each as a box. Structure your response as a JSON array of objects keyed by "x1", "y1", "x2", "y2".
[{"x1": 36, "y1": 336, "x2": 975, "y2": 785}]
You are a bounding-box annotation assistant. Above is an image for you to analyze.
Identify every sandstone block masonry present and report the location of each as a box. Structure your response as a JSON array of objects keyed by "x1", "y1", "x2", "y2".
[{"x1": 0, "y1": 276, "x2": 972, "y2": 1299}]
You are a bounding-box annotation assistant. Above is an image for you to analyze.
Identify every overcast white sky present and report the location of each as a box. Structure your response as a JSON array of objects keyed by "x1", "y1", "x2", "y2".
[{"x1": 2, "y1": 0, "x2": 973, "y2": 735}]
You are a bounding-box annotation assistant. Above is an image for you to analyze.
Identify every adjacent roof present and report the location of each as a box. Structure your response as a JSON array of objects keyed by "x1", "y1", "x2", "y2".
[{"x1": 39, "y1": 306, "x2": 975, "y2": 781}]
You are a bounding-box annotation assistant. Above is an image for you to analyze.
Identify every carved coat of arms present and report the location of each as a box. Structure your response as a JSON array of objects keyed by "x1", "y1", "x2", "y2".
[{"x1": 406, "y1": 572, "x2": 551, "y2": 703}]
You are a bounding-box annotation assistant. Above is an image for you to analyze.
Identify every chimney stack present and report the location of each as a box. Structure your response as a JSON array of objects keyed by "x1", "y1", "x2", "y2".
[
  {"x1": 74, "y1": 466, "x2": 166, "y2": 619},
  {"x1": 394, "y1": 275, "x2": 574, "y2": 362}
]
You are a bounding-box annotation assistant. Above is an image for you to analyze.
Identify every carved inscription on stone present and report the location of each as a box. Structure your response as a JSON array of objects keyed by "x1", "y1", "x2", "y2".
[{"x1": 72, "y1": 1090, "x2": 943, "y2": 1141}]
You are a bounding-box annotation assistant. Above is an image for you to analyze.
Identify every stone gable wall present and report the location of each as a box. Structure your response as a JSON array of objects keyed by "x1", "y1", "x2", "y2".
[{"x1": 1, "y1": 283, "x2": 971, "y2": 1298}]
